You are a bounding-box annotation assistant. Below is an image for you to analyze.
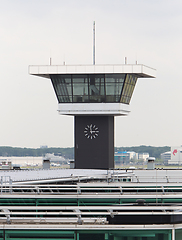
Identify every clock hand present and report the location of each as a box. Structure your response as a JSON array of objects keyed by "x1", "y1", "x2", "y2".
[{"x1": 90, "y1": 124, "x2": 93, "y2": 134}]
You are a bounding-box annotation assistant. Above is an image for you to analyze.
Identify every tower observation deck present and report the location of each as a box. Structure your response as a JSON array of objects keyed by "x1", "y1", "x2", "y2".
[{"x1": 29, "y1": 64, "x2": 156, "y2": 169}]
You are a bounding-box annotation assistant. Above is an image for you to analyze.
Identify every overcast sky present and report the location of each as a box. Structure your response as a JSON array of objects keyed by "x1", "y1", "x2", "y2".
[{"x1": 0, "y1": 0, "x2": 182, "y2": 148}]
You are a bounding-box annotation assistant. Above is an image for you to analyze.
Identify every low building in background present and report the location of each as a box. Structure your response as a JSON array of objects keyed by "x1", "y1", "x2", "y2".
[
  {"x1": 128, "y1": 151, "x2": 138, "y2": 160},
  {"x1": 114, "y1": 151, "x2": 149, "y2": 165},
  {"x1": 138, "y1": 152, "x2": 149, "y2": 161},
  {"x1": 161, "y1": 146, "x2": 182, "y2": 165},
  {"x1": 114, "y1": 151, "x2": 130, "y2": 165},
  {"x1": 161, "y1": 151, "x2": 171, "y2": 165},
  {"x1": 40, "y1": 145, "x2": 48, "y2": 149},
  {"x1": 169, "y1": 146, "x2": 182, "y2": 165}
]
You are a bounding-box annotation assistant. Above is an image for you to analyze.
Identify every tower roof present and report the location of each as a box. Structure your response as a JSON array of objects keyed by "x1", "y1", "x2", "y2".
[{"x1": 29, "y1": 64, "x2": 156, "y2": 79}]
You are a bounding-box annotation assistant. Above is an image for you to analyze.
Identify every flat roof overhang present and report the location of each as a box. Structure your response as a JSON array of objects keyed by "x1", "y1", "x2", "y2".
[{"x1": 29, "y1": 64, "x2": 156, "y2": 79}]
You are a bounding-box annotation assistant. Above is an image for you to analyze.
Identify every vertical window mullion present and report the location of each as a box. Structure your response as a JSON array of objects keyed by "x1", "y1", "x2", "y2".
[
  {"x1": 104, "y1": 74, "x2": 106, "y2": 102},
  {"x1": 88, "y1": 74, "x2": 90, "y2": 101},
  {"x1": 120, "y1": 74, "x2": 127, "y2": 103},
  {"x1": 71, "y1": 75, "x2": 73, "y2": 103}
]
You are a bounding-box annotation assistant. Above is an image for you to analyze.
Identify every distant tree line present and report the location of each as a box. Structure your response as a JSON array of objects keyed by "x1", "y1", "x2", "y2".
[
  {"x1": 0, "y1": 146, "x2": 74, "y2": 159},
  {"x1": 0, "y1": 145, "x2": 170, "y2": 159}
]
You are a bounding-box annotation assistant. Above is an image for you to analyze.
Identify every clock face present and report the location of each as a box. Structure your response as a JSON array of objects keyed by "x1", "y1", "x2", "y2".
[{"x1": 84, "y1": 124, "x2": 99, "y2": 139}]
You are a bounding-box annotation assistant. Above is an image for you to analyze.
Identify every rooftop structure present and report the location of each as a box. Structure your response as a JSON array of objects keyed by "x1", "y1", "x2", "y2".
[{"x1": 0, "y1": 168, "x2": 181, "y2": 239}]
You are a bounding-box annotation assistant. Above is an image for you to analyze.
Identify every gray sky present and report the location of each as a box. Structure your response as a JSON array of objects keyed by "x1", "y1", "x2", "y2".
[{"x1": 0, "y1": 0, "x2": 182, "y2": 148}]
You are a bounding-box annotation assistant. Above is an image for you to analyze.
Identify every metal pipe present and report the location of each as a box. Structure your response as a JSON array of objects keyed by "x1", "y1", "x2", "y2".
[
  {"x1": 172, "y1": 228, "x2": 175, "y2": 240},
  {"x1": 93, "y1": 21, "x2": 95, "y2": 65}
]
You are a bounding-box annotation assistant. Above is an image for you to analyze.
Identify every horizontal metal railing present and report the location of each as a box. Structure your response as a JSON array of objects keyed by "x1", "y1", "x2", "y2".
[
  {"x1": 1, "y1": 183, "x2": 182, "y2": 195},
  {"x1": 0, "y1": 205, "x2": 181, "y2": 225}
]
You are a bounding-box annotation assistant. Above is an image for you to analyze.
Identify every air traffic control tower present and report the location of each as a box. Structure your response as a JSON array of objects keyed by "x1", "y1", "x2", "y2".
[{"x1": 29, "y1": 64, "x2": 156, "y2": 169}]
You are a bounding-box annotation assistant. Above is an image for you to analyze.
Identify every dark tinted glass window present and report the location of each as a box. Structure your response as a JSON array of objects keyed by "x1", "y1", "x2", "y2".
[{"x1": 50, "y1": 74, "x2": 137, "y2": 104}]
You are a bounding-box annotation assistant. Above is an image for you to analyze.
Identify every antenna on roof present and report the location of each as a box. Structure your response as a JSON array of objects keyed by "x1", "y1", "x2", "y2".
[{"x1": 93, "y1": 21, "x2": 95, "y2": 65}]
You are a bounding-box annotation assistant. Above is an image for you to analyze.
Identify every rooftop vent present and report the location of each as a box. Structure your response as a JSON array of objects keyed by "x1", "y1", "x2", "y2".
[{"x1": 136, "y1": 199, "x2": 146, "y2": 206}]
